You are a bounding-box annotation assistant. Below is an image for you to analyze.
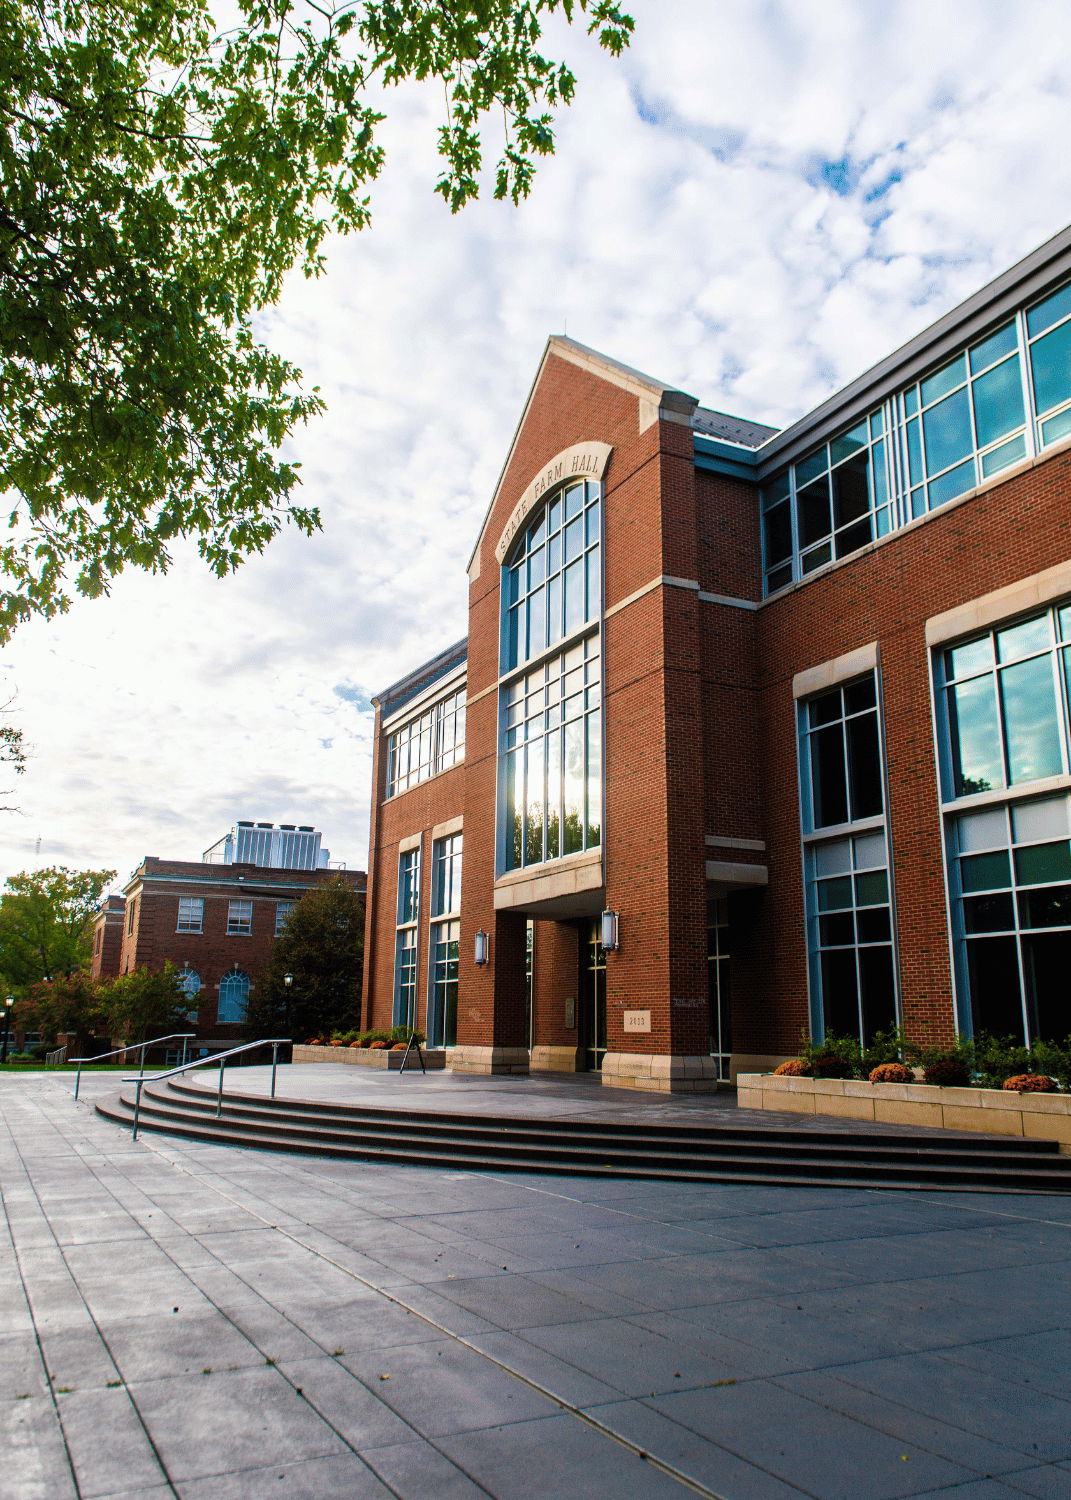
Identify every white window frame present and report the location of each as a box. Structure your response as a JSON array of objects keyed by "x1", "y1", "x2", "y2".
[
  {"x1": 227, "y1": 899, "x2": 253, "y2": 935},
  {"x1": 177, "y1": 897, "x2": 204, "y2": 933}
]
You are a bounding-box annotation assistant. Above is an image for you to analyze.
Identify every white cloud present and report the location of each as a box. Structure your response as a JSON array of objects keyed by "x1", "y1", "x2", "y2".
[{"x1": 3, "y1": 0, "x2": 1071, "y2": 889}]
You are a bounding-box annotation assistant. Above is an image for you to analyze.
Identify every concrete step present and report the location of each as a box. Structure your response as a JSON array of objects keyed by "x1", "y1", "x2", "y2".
[{"x1": 95, "y1": 1079, "x2": 1071, "y2": 1193}]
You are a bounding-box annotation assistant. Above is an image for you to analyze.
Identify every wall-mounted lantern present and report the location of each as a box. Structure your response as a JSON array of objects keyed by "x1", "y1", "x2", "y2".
[
  {"x1": 474, "y1": 930, "x2": 490, "y2": 966},
  {"x1": 600, "y1": 910, "x2": 620, "y2": 952}
]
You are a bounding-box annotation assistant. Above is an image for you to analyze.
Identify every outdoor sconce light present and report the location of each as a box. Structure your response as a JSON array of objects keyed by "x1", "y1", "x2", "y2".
[
  {"x1": 284, "y1": 973, "x2": 293, "y2": 988},
  {"x1": 600, "y1": 910, "x2": 620, "y2": 952},
  {"x1": 474, "y1": 930, "x2": 490, "y2": 967}
]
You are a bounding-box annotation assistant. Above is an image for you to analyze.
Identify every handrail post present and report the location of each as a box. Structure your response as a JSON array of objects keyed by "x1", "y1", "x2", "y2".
[
  {"x1": 217, "y1": 1052, "x2": 225, "y2": 1118},
  {"x1": 139, "y1": 1042, "x2": 147, "y2": 1080},
  {"x1": 133, "y1": 1079, "x2": 143, "y2": 1141},
  {"x1": 271, "y1": 1043, "x2": 278, "y2": 1100},
  {"x1": 75, "y1": 1058, "x2": 82, "y2": 1101}
]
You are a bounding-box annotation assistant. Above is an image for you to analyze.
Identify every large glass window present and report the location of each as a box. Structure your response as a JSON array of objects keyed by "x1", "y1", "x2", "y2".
[
  {"x1": 386, "y1": 687, "x2": 466, "y2": 798},
  {"x1": 227, "y1": 899, "x2": 253, "y2": 935},
  {"x1": 799, "y1": 670, "x2": 896, "y2": 1045},
  {"x1": 503, "y1": 480, "x2": 600, "y2": 671},
  {"x1": 502, "y1": 635, "x2": 601, "y2": 870},
  {"x1": 1027, "y1": 281, "x2": 1071, "y2": 450},
  {"x1": 177, "y1": 897, "x2": 203, "y2": 933},
  {"x1": 808, "y1": 831, "x2": 896, "y2": 1046},
  {"x1": 428, "y1": 834, "x2": 461, "y2": 1048},
  {"x1": 393, "y1": 847, "x2": 420, "y2": 1027},
  {"x1": 948, "y1": 797, "x2": 1071, "y2": 1046},
  {"x1": 217, "y1": 968, "x2": 250, "y2": 1023},
  {"x1": 274, "y1": 901, "x2": 295, "y2": 936},
  {"x1": 936, "y1": 609, "x2": 1069, "y2": 800},
  {"x1": 803, "y1": 675, "x2": 884, "y2": 829}
]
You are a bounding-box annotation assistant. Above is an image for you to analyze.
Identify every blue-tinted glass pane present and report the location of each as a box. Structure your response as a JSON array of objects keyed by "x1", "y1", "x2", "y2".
[
  {"x1": 928, "y1": 458, "x2": 976, "y2": 508},
  {"x1": 505, "y1": 750, "x2": 520, "y2": 869},
  {"x1": 871, "y1": 440, "x2": 888, "y2": 504},
  {"x1": 762, "y1": 472, "x2": 790, "y2": 508},
  {"x1": 948, "y1": 677, "x2": 1003, "y2": 795},
  {"x1": 946, "y1": 636, "x2": 992, "y2": 679},
  {"x1": 527, "y1": 586, "x2": 545, "y2": 658},
  {"x1": 832, "y1": 451, "x2": 869, "y2": 529},
  {"x1": 818, "y1": 875, "x2": 853, "y2": 911},
  {"x1": 528, "y1": 546, "x2": 545, "y2": 588},
  {"x1": 563, "y1": 517, "x2": 583, "y2": 564},
  {"x1": 870, "y1": 409, "x2": 884, "y2": 438},
  {"x1": 921, "y1": 354, "x2": 967, "y2": 407},
  {"x1": 586, "y1": 546, "x2": 600, "y2": 617},
  {"x1": 904, "y1": 386, "x2": 919, "y2": 417},
  {"x1": 1031, "y1": 319, "x2": 1071, "y2": 417},
  {"x1": 507, "y1": 606, "x2": 520, "y2": 669},
  {"x1": 548, "y1": 497, "x2": 561, "y2": 534},
  {"x1": 911, "y1": 487, "x2": 926, "y2": 518},
  {"x1": 972, "y1": 355, "x2": 1025, "y2": 448},
  {"x1": 801, "y1": 541, "x2": 831, "y2": 574},
  {"x1": 1027, "y1": 282, "x2": 1071, "y2": 339},
  {"x1": 997, "y1": 615, "x2": 1049, "y2": 662},
  {"x1": 1041, "y1": 407, "x2": 1071, "y2": 446},
  {"x1": 907, "y1": 419, "x2": 923, "y2": 484},
  {"x1": 981, "y1": 433, "x2": 1026, "y2": 477},
  {"x1": 831, "y1": 421, "x2": 868, "y2": 466},
  {"x1": 564, "y1": 560, "x2": 584, "y2": 634},
  {"x1": 970, "y1": 321, "x2": 1018, "y2": 375},
  {"x1": 1016, "y1": 841, "x2": 1071, "y2": 885},
  {"x1": 529, "y1": 513, "x2": 545, "y2": 549},
  {"x1": 546, "y1": 728, "x2": 560, "y2": 858},
  {"x1": 798, "y1": 476, "x2": 831, "y2": 546},
  {"x1": 509, "y1": 565, "x2": 521, "y2": 604},
  {"x1": 855, "y1": 869, "x2": 888, "y2": 906},
  {"x1": 586, "y1": 501, "x2": 600, "y2": 546},
  {"x1": 875, "y1": 506, "x2": 890, "y2": 537},
  {"x1": 961, "y1": 849, "x2": 1011, "y2": 891},
  {"x1": 923, "y1": 387, "x2": 973, "y2": 474},
  {"x1": 796, "y1": 446, "x2": 828, "y2": 485},
  {"x1": 564, "y1": 483, "x2": 584, "y2": 521},
  {"x1": 586, "y1": 712, "x2": 601, "y2": 848},
  {"x1": 1000, "y1": 657, "x2": 1063, "y2": 784},
  {"x1": 547, "y1": 574, "x2": 561, "y2": 644},
  {"x1": 764, "y1": 500, "x2": 792, "y2": 566},
  {"x1": 563, "y1": 718, "x2": 584, "y2": 854}
]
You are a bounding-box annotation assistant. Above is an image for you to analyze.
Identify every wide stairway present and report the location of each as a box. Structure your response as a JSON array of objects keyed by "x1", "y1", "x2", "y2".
[{"x1": 94, "y1": 1075, "x2": 1071, "y2": 1193}]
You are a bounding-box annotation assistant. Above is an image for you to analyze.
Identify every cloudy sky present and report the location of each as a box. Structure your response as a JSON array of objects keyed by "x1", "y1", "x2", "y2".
[{"x1": 3, "y1": 0, "x2": 1071, "y2": 892}]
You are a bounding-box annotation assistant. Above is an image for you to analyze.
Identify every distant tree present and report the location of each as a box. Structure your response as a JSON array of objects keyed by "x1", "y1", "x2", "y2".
[
  {"x1": 247, "y1": 877, "x2": 364, "y2": 1040},
  {"x1": 15, "y1": 971, "x2": 106, "y2": 1047},
  {"x1": 102, "y1": 963, "x2": 191, "y2": 1042},
  {"x1": 0, "y1": 865, "x2": 115, "y2": 987}
]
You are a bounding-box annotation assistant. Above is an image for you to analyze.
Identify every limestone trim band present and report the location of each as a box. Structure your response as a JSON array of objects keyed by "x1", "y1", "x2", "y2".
[
  {"x1": 431, "y1": 814, "x2": 463, "y2": 840},
  {"x1": 792, "y1": 640, "x2": 879, "y2": 700},
  {"x1": 605, "y1": 575, "x2": 757, "y2": 622},
  {"x1": 925, "y1": 558, "x2": 1071, "y2": 648},
  {"x1": 494, "y1": 442, "x2": 613, "y2": 564},
  {"x1": 601, "y1": 1053, "x2": 721, "y2": 1093}
]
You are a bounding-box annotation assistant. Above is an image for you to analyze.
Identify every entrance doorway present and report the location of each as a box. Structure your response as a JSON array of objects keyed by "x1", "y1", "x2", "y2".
[{"x1": 580, "y1": 918, "x2": 607, "y2": 1070}]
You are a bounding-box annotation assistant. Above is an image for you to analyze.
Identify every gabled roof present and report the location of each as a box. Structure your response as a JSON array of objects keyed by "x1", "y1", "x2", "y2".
[{"x1": 373, "y1": 636, "x2": 468, "y2": 719}]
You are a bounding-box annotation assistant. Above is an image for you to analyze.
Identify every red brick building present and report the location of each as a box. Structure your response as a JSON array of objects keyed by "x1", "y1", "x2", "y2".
[
  {"x1": 104, "y1": 823, "x2": 365, "y2": 1047},
  {"x1": 88, "y1": 894, "x2": 126, "y2": 980},
  {"x1": 362, "y1": 225, "x2": 1071, "y2": 1090}
]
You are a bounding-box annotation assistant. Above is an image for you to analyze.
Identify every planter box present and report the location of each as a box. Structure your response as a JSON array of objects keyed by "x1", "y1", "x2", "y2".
[
  {"x1": 737, "y1": 1072, "x2": 1071, "y2": 1150},
  {"x1": 292, "y1": 1044, "x2": 446, "y2": 1070}
]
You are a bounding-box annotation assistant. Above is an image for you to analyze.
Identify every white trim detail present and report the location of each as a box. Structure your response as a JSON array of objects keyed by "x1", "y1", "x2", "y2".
[
  {"x1": 925, "y1": 559, "x2": 1071, "y2": 648},
  {"x1": 494, "y1": 443, "x2": 613, "y2": 564},
  {"x1": 431, "y1": 815, "x2": 464, "y2": 840},
  {"x1": 792, "y1": 641, "x2": 879, "y2": 700},
  {"x1": 705, "y1": 860, "x2": 768, "y2": 886},
  {"x1": 397, "y1": 832, "x2": 422, "y2": 854}
]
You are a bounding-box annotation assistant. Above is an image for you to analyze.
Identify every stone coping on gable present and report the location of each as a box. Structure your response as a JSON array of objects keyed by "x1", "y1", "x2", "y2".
[{"x1": 737, "y1": 1072, "x2": 1071, "y2": 1149}]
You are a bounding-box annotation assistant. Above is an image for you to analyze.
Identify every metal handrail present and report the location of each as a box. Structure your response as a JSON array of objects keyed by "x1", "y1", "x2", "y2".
[
  {"x1": 397, "y1": 1033, "x2": 426, "y2": 1076},
  {"x1": 45, "y1": 1046, "x2": 67, "y2": 1067},
  {"x1": 123, "y1": 1037, "x2": 290, "y2": 1140},
  {"x1": 72, "y1": 1033, "x2": 197, "y2": 1100}
]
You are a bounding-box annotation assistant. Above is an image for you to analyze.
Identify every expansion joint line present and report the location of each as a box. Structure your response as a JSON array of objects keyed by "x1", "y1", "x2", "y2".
[{"x1": 136, "y1": 1135, "x2": 732, "y2": 1500}]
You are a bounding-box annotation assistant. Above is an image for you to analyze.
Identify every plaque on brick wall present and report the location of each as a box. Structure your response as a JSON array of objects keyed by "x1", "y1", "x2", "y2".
[
  {"x1": 564, "y1": 998, "x2": 576, "y2": 1030},
  {"x1": 623, "y1": 1010, "x2": 651, "y2": 1033}
]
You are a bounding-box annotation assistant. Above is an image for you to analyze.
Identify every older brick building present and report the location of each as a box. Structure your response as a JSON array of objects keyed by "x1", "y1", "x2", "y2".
[
  {"x1": 111, "y1": 822, "x2": 365, "y2": 1047},
  {"x1": 362, "y1": 225, "x2": 1071, "y2": 1090}
]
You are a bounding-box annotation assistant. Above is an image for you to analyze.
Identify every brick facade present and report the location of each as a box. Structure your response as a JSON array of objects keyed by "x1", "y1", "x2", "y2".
[
  {"x1": 121, "y1": 859, "x2": 366, "y2": 1042},
  {"x1": 362, "y1": 228, "x2": 1071, "y2": 1088}
]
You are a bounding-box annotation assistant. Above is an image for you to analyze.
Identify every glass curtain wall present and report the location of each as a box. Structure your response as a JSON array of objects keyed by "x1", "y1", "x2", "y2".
[
  {"x1": 427, "y1": 835, "x2": 461, "y2": 1047},
  {"x1": 387, "y1": 687, "x2": 466, "y2": 798},
  {"x1": 799, "y1": 672, "x2": 898, "y2": 1045},
  {"x1": 393, "y1": 847, "x2": 420, "y2": 1027},
  {"x1": 762, "y1": 279, "x2": 1071, "y2": 596},
  {"x1": 936, "y1": 602, "x2": 1071, "y2": 1043},
  {"x1": 500, "y1": 479, "x2": 602, "y2": 874},
  {"x1": 707, "y1": 898, "x2": 732, "y2": 1079}
]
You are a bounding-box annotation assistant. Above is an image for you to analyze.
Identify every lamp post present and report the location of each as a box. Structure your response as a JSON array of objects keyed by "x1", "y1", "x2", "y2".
[
  {"x1": 284, "y1": 973, "x2": 292, "y2": 1035},
  {"x1": 1, "y1": 995, "x2": 13, "y2": 1064}
]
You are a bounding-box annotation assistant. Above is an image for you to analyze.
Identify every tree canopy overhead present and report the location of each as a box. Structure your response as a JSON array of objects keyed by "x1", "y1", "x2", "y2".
[
  {"x1": 0, "y1": 0, "x2": 633, "y2": 642},
  {"x1": 0, "y1": 864, "x2": 115, "y2": 985}
]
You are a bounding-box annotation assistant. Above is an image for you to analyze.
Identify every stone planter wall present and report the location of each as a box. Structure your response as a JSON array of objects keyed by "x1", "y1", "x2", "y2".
[
  {"x1": 291, "y1": 1044, "x2": 446, "y2": 1070},
  {"x1": 738, "y1": 1072, "x2": 1071, "y2": 1149}
]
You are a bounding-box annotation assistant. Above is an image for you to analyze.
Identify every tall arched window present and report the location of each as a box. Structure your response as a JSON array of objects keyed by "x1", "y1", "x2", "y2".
[
  {"x1": 500, "y1": 479, "x2": 602, "y2": 872},
  {"x1": 217, "y1": 968, "x2": 250, "y2": 1024},
  {"x1": 176, "y1": 965, "x2": 201, "y2": 1019}
]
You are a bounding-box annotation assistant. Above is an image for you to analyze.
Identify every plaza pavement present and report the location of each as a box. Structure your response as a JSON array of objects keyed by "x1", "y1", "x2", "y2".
[{"x1": 2, "y1": 1065, "x2": 1070, "y2": 1500}]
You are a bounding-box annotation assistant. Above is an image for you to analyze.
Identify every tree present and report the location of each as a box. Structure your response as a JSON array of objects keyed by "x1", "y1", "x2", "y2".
[
  {"x1": 102, "y1": 962, "x2": 191, "y2": 1042},
  {"x1": 14, "y1": 970, "x2": 105, "y2": 1046},
  {"x1": 0, "y1": 0, "x2": 633, "y2": 642},
  {"x1": 247, "y1": 876, "x2": 364, "y2": 1039},
  {"x1": 0, "y1": 864, "x2": 115, "y2": 986}
]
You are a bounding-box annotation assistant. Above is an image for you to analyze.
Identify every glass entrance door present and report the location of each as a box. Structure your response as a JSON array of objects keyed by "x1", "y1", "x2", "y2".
[
  {"x1": 580, "y1": 918, "x2": 607, "y2": 1070},
  {"x1": 708, "y1": 897, "x2": 732, "y2": 1080}
]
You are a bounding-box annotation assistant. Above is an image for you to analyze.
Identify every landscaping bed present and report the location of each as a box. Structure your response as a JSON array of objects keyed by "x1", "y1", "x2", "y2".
[{"x1": 292, "y1": 1043, "x2": 446, "y2": 1070}]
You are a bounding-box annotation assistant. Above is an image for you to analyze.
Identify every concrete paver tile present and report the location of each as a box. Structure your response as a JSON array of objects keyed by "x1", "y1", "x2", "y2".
[
  {"x1": 274, "y1": 1355, "x2": 415, "y2": 1447},
  {"x1": 464, "y1": 1328, "x2": 622, "y2": 1407},
  {"x1": 430, "y1": 1270, "x2": 606, "y2": 1330},
  {"x1": 127, "y1": 1366, "x2": 348, "y2": 1481},
  {"x1": 2, "y1": 1394, "x2": 79, "y2": 1500},
  {"x1": 176, "y1": 1453, "x2": 394, "y2": 1498},
  {"x1": 55, "y1": 1386, "x2": 167, "y2": 1498},
  {"x1": 519, "y1": 1314, "x2": 744, "y2": 1397},
  {"x1": 358, "y1": 1438, "x2": 492, "y2": 1499}
]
